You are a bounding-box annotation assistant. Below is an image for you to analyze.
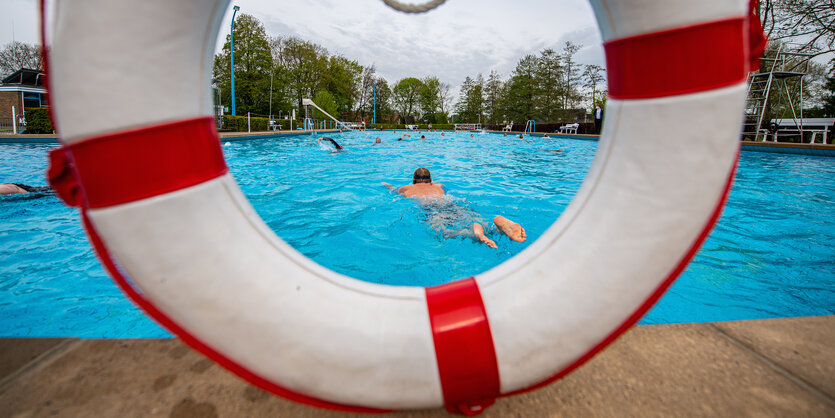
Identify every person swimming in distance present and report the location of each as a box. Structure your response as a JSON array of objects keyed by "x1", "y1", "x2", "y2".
[
  {"x1": 519, "y1": 134, "x2": 524, "y2": 139},
  {"x1": 0, "y1": 183, "x2": 51, "y2": 195},
  {"x1": 317, "y1": 137, "x2": 343, "y2": 151},
  {"x1": 374, "y1": 137, "x2": 381, "y2": 144},
  {"x1": 503, "y1": 132, "x2": 507, "y2": 137},
  {"x1": 382, "y1": 168, "x2": 526, "y2": 249},
  {"x1": 398, "y1": 133, "x2": 411, "y2": 141},
  {"x1": 441, "y1": 132, "x2": 445, "y2": 136},
  {"x1": 420, "y1": 135, "x2": 427, "y2": 140}
]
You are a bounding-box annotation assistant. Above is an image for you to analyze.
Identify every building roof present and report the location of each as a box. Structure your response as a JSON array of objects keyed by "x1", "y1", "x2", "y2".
[{"x1": 2, "y1": 68, "x2": 45, "y2": 87}]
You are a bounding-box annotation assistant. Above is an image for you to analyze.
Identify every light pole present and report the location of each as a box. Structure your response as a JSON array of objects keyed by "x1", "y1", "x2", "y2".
[{"x1": 230, "y1": 5, "x2": 240, "y2": 116}]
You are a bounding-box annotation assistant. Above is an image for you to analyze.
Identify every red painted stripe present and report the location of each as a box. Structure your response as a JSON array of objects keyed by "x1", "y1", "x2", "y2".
[
  {"x1": 64, "y1": 117, "x2": 228, "y2": 208},
  {"x1": 605, "y1": 18, "x2": 747, "y2": 99},
  {"x1": 80, "y1": 211, "x2": 392, "y2": 414},
  {"x1": 505, "y1": 147, "x2": 741, "y2": 397},
  {"x1": 426, "y1": 278, "x2": 499, "y2": 415}
]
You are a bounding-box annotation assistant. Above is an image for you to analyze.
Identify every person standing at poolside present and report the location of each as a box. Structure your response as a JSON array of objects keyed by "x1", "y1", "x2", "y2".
[
  {"x1": 382, "y1": 168, "x2": 526, "y2": 249},
  {"x1": 594, "y1": 104, "x2": 604, "y2": 134}
]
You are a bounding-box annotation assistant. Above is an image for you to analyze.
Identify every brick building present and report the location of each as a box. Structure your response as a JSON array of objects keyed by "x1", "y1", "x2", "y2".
[{"x1": 0, "y1": 68, "x2": 48, "y2": 119}]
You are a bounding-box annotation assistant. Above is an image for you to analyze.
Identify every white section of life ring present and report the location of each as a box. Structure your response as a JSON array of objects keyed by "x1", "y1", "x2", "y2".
[{"x1": 47, "y1": 0, "x2": 750, "y2": 410}]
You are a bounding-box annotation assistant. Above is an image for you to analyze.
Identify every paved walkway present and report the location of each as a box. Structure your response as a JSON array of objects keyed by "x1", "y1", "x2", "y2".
[{"x1": 1, "y1": 316, "x2": 833, "y2": 417}]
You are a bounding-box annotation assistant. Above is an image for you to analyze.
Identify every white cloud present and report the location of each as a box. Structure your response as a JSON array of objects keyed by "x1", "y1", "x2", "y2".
[
  {"x1": 1, "y1": 0, "x2": 605, "y2": 93},
  {"x1": 218, "y1": 0, "x2": 602, "y2": 89}
]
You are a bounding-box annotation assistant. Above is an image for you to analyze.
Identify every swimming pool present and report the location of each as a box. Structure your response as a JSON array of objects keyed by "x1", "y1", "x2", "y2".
[{"x1": 1, "y1": 131, "x2": 833, "y2": 337}]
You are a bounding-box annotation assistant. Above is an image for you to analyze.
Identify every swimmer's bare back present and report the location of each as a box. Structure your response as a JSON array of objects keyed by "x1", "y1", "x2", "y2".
[{"x1": 383, "y1": 182, "x2": 445, "y2": 198}]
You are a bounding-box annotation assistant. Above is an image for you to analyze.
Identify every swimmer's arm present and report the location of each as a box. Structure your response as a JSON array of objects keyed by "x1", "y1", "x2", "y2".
[{"x1": 382, "y1": 182, "x2": 399, "y2": 193}]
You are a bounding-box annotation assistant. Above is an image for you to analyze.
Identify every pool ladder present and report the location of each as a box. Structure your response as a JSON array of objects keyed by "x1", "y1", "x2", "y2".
[{"x1": 524, "y1": 120, "x2": 535, "y2": 135}]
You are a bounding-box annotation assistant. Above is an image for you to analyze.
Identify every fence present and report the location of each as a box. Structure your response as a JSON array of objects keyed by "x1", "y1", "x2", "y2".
[{"x1": 0, "y1": 116, "x2": 16, "y2": 134}]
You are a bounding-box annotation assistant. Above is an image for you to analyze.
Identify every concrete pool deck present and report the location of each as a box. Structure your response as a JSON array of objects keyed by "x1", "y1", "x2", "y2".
[{"x1": 0, "y1": 316, "x2": 832, "y2": 417}]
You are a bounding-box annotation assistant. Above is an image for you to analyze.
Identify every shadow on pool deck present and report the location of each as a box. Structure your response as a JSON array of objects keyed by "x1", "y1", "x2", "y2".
[{"x1": 0, "y1": 316, "x2": 833, "y2": 417}]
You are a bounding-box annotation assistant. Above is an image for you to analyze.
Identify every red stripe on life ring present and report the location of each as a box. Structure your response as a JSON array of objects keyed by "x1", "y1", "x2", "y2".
[
  {"x1": 62, "y1": 117, "x2": 228, "y2": 209},
  {"x1": 426, "y1": 278, "x2": 500, "y2": 415},
  {"x1": 605, "y1": 18, "x2": 747, "y2": 99}
]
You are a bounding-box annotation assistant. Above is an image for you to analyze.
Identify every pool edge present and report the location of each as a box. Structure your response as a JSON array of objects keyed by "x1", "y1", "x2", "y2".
[{"x1": 1, "y1": 315, "x2": 832, "y2": 415}]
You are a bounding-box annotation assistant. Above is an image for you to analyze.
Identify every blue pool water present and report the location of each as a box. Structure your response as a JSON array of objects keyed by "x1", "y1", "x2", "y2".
[{"x1": 1, "y1": 131, "x2": 833, "y2": 337}]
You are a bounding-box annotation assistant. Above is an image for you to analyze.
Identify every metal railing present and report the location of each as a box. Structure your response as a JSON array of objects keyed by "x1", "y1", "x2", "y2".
[
  {"x1": 524, "y1": 120, "x2": 535, "y2": 134},
  {"x1": 0, "y1": 117, "x2": 14, "y2": 134}
]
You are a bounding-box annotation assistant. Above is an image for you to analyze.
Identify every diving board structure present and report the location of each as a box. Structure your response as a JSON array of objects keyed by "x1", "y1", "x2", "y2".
[{"x1": 302, "y1": 98, "x2": 353, "y2": 131}]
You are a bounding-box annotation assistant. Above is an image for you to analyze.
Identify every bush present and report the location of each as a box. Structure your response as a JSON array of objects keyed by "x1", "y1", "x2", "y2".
[
  {"x1": 24, "y1": 108, "x2": 53, "y2": 134},
  {"x1": 366, "y1": 123, "x2": 455, "y2": 130}
]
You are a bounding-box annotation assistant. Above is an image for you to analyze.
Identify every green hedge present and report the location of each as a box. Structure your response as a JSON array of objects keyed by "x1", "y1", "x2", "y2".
[
  {"x1": 23, "y1": 108, "x2": 53, "y2": 134},
  {"x1": 220, "y1": 116, "x2": 295, "y2": 132},
  {"x1": 366, "y1": 123, "x2": 455, "y2": 130}
]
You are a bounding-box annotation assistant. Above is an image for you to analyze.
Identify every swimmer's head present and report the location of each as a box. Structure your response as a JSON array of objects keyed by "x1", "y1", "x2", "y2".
[
  {"x1": 375, "y1": 137, "x2": 381, "y2": 143},
  {"x1": 413, "y1": 167, "x2": 431, "y2": 184}
]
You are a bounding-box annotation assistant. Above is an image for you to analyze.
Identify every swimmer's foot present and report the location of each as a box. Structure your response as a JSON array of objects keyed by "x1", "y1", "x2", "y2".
[
  {"x1": 494, "y1": 216, "x2": 526, "y2": 242},
  {"x1": 473, "y1": 223, "x2": 497, "y2": 249}
]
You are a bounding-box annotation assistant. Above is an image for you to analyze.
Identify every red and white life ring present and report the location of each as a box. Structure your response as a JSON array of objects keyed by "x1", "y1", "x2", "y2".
[{"x1": 44, "y1": 0, "x2": 764, "y2": 414}]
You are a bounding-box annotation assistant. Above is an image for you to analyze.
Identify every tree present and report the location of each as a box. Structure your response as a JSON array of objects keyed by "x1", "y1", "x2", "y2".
[
  {"x1": 312, "y1": 90, "x2": 339, "y2": 120},
  {"x1": 484, "y1": 70, "x2": 504, "y2": 124},
  {"x1": 823, "y1": 59, "x2": 835, "y2": 116},
  {"x1": 213, "y1": 14, "x2": 272, "y2": 115},
  {"x1": 760, "y1": 0, "x2": 835, "y2": 59},
  {"x1": 355, "y1": 65, "x2": 377, "y2": 120},
  {"x1": 456, "y1": 74, "x2": 485, "y2": 123},
  {"x1": 500, "y1": 55, "x2": 539, "y2": 123},
  {"x1": 583, "y1": 64, "x2": 605, "y2": 109},
  {"x1": 419, "y1": 76, "x2": 443, "y2": 123},
  {"x1": 438, "y1": 82, "x2": 453, "y2": 122},
  {"x1": 560, "y1": 41, "x2": 583, "y2": 110},
  {"x1": 323, "y1": 55, "x2": 362, "y2": 115},
  {"x1": 0, "y1": 41, "x2": 42, "y2": 78},
  {"x1": 374, "y1": 78, "x2": 394, "y2": 123},
  {"x1": 274, "y1": 36, "x2": 329, "y2": 112},
  {"x1": 393, "y1": 77, "x2": 424, "y2": 118},
  {"x1": 536, "y1": 49, "x2": 563, "y2": 121}
]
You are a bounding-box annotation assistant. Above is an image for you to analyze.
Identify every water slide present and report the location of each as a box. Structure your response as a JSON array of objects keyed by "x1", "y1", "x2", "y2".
[{"x1": 302, "y1": 98, "x2": 354, "y2": 131}]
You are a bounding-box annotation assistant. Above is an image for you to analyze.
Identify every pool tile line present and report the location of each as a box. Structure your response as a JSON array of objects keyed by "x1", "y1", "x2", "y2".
[{"x1": 707, "y1": 323, "x2": 835, "y2": 408}]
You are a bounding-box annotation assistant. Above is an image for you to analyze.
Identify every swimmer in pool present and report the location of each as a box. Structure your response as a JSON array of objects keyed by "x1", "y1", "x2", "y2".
[
  {"x1": 317, "y1": 137, "x2": 343, "y2": 151},
  {"x1": 374, "y1": 137, "x2": 381, "y2": 144},
  {"x1": 0, "y1": 183, "x2": 51, "y2": 195},
  {"x1": 398, "y1": 134, "x2": 411, "y2": 141},
  {"x1": 382, "y1": 168, "x2": 526, "y2": 249},
  {"x1": 420, "y1": 135, "x2": 427, "y2": 140}
]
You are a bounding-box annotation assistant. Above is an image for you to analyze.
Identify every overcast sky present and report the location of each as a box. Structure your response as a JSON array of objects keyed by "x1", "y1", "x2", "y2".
[
  {"x1": 3, "y1": 0, "x2": 605, "y2": 92},
  {"x1": 213, "y1": 0, "x2": 606, "y2": 87}
]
